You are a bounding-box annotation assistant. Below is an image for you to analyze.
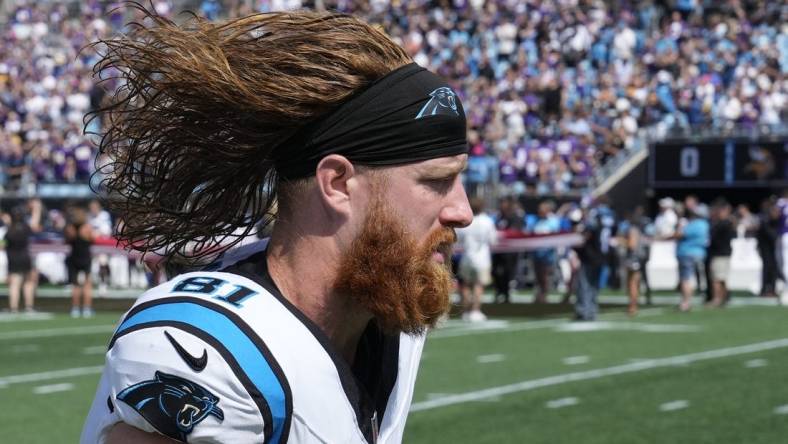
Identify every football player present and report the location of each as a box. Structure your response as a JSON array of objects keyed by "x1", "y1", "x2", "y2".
[{"x1": 81, "y1": 7, "x2": 472, "y2": 444}]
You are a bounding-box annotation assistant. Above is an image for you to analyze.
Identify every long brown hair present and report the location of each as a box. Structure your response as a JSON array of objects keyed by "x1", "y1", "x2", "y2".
[{"x1": 87, "y1": 4, "x2": 411, "y2": 262}]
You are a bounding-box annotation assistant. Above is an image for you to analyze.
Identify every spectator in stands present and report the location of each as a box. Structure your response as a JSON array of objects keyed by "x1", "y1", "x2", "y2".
[
  {"x1": 2, "y1": 199, "x2": 41, "y2": 313},
  {"x1": 573, "y1": 204, "x2": 605, "y2": 321},
  {"x1": 88, "y1": 199, "x2": 112, "y2": 294},
  {"x1": 6, "y1": 0, "x2": 785, "y2": 198},
  {"x1": 675, "y1": 202, "x2": 710, "y2": 312},
  {"x1": 528, "y1": 200, "x2": 560, "y2": 304},
  {"x1": 492, "y1": 196, "x2": 524, "y2": 303},
  {"x1": 65, "y1": 205, "x2": 95, "y2": 318},
  {"x1": 457, "y1": 197, "x2": 498, "y2": 322},
  {"x1": 707, "y1": 199, "x2": 736, "y2": 307}
]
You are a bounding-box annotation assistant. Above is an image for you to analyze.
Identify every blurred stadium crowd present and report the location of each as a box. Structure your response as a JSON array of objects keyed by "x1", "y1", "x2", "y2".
[{"x1": 0, "y1": 0, "x2": 785, "y2": 196}]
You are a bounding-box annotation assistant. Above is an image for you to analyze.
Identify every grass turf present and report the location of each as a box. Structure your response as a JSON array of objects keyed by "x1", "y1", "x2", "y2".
[{"x1": 1, "y1": 303, "x2": 787, "y2": 443}]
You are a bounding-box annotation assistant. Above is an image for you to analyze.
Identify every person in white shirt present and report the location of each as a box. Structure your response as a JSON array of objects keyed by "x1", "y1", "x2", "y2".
[
  {"x1": 654, "y1": 197, "x2": 678, "y2": 239},
  {"x1": 457, "y1": 197, "x2": 498, "y2": 322}
]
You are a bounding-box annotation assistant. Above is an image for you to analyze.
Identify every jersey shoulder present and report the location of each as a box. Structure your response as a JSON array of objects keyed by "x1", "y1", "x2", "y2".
[{"x1": 88, "y1": 243, "x2": 293, "y2": 443}]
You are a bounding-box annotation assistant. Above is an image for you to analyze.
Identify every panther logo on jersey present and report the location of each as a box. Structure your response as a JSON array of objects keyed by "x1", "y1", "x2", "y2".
[
  {"x1": 415, "y1": 87, "x2": 460, "y2": 119},
  {"x1": 117, "y1": 371, "x2": 224, "y2": 441}
]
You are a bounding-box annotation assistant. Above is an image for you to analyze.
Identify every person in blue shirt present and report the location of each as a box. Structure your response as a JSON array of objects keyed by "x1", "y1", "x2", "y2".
[
  {"x1": 675, "y1": 203, "x2": 710, "y2": 311},
  {"x1": 528, "y1": 201, "x2": 561, "y2": 304}
]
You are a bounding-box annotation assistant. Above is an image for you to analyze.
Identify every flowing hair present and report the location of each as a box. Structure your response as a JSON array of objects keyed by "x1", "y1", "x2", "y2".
[{"x1": 87, "y1": 3, "x2": 411, "y2": 263}]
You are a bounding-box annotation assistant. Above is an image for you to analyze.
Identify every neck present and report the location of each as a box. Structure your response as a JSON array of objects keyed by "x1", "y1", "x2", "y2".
[{"x1": 266, "y1": 229, "x2": 372, "y2": 365}]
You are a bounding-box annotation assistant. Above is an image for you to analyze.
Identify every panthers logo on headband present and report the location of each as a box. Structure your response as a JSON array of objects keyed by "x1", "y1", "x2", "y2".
[
  {"x1": 415, "y1": 87, "x2": 460, "y2": 119},
  {"x1": 117, "y1": 371, "x2": 224, "y2": 441}
]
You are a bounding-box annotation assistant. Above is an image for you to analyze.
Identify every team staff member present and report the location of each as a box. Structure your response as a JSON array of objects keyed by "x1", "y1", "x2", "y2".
[
  {"x1": 65, "y1": 205, "x2": 95, "y2": 318},
  {"x1": 3, "y1": 199, "x2": 42, "y2": 313},
  {"x1": 82, "y1": 8, "x2": 472, "y2": 444}
]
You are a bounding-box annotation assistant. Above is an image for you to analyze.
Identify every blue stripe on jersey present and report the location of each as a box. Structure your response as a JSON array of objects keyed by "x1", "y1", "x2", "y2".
[{"x1": 116, "y1": 301, "x2": 287, "y2": 444}]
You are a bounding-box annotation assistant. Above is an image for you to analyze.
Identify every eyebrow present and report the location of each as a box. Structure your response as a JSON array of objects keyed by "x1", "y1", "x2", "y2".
[{"x1": 420, "y1": 159, "x2": 466, "y2": 179}]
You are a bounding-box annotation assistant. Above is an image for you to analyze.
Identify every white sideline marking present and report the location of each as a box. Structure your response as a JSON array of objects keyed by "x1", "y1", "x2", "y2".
[
  {"x1": 774, "y1": 405, "x2": 788, "y2": 415},
  {"x1": 410, "y1": 337, "x2": 788, "y2": 412},
  {"x1": 744, "y1": 359, "x2": 768, "y2": 368},
  {"x1": 0, "y1": 325, "x2": 115, "y2": 341},
  {"x1": 431, "y1": 318, "x2": 563, "y2": 339},
  {"x1": 476, "y1": 354, "x2": 506, "y2": 364},
  {"x1": 556, "y1": 322, "x2": 700, "y2": 333},
  {"x1": 660, "y1": 400, "x2": 689, "y2": 412},
  {"x1": 0, "y1": 366, "x2": 104, "y2": 386},
  {"x1": 430, "y1": 309, "x2": 670, "y2": 339},
  {"x1": 546, "y1": 397, "x2": 579, "y2": 409},
  {"x1": 83, "y1": 346, "x2": 107, "y2": 355},
  {"x1": 0, "y1": 312, "x2": 54, "y2": 322},
  {"x1": 11, "y1": 344, "x2": 40, "y2": 353},
  {"x1": 33, "y1": 383, "x2": 74, "y2": 395},
  {"x1": 562, "y1": 356, "x2": 590, "y2": 365}
]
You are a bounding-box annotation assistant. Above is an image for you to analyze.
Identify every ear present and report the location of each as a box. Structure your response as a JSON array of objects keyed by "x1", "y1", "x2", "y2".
[{"x1": 314, "y1": 155, "x2": 357, "y2": 218}]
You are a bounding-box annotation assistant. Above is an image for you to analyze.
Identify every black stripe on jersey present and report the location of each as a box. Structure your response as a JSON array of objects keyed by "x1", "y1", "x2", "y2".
[
  {"x1": 109, "y1": 296, "x2": 292, "y2": 444},
  {"x1": 222, "y1": 251, "x2": 400, "y2": 444}
]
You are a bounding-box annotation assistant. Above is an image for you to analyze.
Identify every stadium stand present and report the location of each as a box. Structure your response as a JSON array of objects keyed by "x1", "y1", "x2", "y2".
[{"x1": 0, "y1": 0, "x2": 785, "y2": 198}]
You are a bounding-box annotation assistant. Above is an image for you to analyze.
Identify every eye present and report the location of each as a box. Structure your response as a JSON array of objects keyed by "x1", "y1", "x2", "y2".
[{"x1": 422, "y1": 176, "x2": 455, "y2": 194}]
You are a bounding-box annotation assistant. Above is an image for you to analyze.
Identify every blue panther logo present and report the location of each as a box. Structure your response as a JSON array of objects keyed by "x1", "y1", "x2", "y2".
[
  {"x1": 117, "y1": 371, "x2": 224, "y2": 442},
  {"x1": 415, "y1": 87, "x2": 460, "y2": 119}
]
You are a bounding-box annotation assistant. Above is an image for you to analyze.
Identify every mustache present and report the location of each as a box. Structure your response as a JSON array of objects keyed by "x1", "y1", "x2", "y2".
[{"x1": 422, "y1": 226, "x2": 457, "y2": 258}]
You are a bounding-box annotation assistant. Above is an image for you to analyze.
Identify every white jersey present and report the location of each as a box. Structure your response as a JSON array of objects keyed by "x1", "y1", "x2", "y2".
[{"x1": 81, "y1": 241, "x2": 425, "y2": 444}]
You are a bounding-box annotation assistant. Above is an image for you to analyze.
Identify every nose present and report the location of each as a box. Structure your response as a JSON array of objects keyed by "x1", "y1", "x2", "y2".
[{"x1": 439, "y1": 177, "x2": 473, "y2": 228}]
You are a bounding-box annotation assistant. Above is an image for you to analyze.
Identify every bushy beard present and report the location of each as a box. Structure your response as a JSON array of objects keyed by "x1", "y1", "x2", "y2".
[{"x1": 332, "y1": 198, "x2": 456, "y2": 335}]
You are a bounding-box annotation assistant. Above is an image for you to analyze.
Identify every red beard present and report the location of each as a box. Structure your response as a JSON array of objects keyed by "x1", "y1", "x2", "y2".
[{"x1": 333, "y1": 198, "x2": 455, "y2": 335}]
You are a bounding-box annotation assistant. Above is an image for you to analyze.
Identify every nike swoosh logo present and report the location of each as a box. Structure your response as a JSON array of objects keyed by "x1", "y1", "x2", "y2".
[{"x1": 164, "y1": 330, "x2": 208, "y2": 372}]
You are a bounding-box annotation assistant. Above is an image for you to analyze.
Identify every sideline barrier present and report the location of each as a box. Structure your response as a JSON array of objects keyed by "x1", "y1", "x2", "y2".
[{"x1": 1, "y1": 234, "x2": 764, "y2": 295}]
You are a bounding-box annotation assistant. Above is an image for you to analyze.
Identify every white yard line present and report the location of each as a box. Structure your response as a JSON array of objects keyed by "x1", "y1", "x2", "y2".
[
  {"x1": 410, "y1": 337, "x2": 788, "y2": 412},
  {"x1": 0, "y1": 325, "x2": 115, "y2": 341},
  {"x1": 659, "y1": 400, "x2": 690, "y2": 412},
  {"x1": 774, "y1": 405, "x2": 788, "y2": 415},
  {"x1": 0, "y1": 366, "x2": 104, "y2": 386},
  {"x1": 33, "y1": 382, "x2": 75, "y2": 395}
]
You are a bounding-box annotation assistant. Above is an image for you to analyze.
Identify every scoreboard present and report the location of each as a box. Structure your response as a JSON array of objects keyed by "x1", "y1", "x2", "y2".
[{"x1": 650, "y1": 138, "x2": 788, "y2": 188}]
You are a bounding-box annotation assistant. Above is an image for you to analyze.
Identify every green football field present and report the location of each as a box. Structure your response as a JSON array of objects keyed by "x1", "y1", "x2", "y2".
[{"x1": 1, "y1": 298, "x2": 787, "y2": 443}]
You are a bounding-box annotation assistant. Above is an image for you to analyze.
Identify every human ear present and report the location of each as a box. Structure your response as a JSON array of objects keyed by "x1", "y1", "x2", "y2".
[{"x1": 314, "y1": 154, "x2": 356, "y2": 218}]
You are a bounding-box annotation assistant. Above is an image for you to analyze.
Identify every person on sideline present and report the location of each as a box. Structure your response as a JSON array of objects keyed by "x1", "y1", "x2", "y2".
[
  {"x1": 675, "y1": 205, "x2": 710, "y2": 312},
  {"x1": 707, "y1": 200, "x2": 735, "y2": 307},
  {"x1": 457, "y1": 197, "x2": 499, "y2": 322},
  {"x1": 3, "y1": 199, "x2": 42, "y2": 313},
  {"x1": 65, "y1": 205, "x2": 95, "y2": 318}
]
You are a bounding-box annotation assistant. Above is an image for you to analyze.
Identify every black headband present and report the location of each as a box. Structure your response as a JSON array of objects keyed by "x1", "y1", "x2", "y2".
[{"x1": 274, "y1": 63, "x2": 468, "y2": 179}]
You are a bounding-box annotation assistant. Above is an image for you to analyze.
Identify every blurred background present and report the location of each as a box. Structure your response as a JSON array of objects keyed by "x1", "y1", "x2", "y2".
[{"x1": 0, "y1": 0, "x2": 786, "y2": 443}]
